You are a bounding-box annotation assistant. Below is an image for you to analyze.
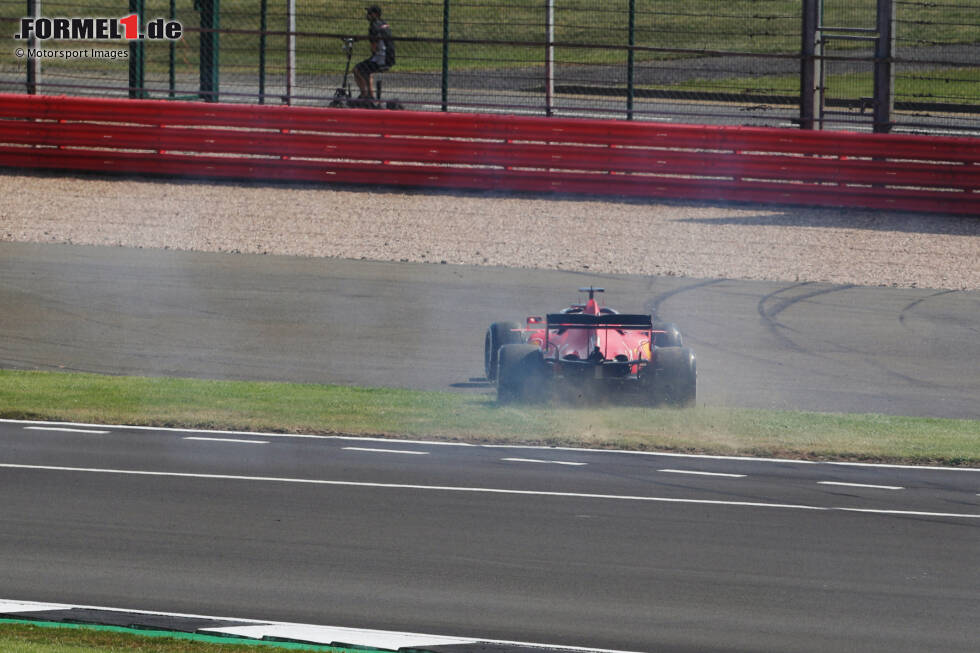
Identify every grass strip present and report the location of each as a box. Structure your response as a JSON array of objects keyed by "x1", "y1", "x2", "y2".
[
  {"x1": 0, "y1": 620, "x2": 371, "y2": 653},
  {"x1": 656, "y1": 67, "x2": 980, "y2": 105},
  {"x1": 0, "y1": 369, "x2": 977, "y2": 466}
]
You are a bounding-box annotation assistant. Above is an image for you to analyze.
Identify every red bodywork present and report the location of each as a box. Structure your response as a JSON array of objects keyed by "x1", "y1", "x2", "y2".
[
  {"x1": 487, "y1": 287, "x2": 694, "y2": 405},
  {"x1": 523, "y1": 296, "x2": 654, "y2": 382}
]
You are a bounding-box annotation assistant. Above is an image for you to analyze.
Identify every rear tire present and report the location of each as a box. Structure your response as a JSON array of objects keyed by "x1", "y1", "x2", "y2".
[
  {"x1": 651, "y1": 346, "x2": 696, "y2": 407},
  {"x1": 484, "y1": 321, "x2": 522, "y2": 381},
  {"x1": 497, "y1": 344, "x2": 547, "y2": 403}
]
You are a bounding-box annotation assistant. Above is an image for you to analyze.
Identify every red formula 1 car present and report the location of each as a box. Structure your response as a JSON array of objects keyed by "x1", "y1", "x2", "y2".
[{"x1": 484, "y1": 287, "x2": 696, "y2": 405}]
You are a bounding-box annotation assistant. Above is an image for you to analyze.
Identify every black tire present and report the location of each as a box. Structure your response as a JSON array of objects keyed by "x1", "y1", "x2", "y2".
[
  {"x1": 652, "y1": 322, "x2": 683, "y2": 348},
  {"x1": 651, "y1": 346, "x2": 697, "y2": 407},
  {"x1": 484, "y1": 321, "x2": 523, "y2": 381},
  {"x1": 497, "y1": 344, "x2": 546, "y2": 403}
]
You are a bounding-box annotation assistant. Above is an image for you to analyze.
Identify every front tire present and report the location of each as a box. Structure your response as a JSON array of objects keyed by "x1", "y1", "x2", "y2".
[{"x1": 484, "y1": 321, "x2": 522, "y2": 381}]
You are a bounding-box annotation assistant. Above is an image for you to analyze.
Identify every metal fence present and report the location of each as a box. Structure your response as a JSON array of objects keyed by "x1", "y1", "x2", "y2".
[{"x1": 2, "y1": 1, "x2": 978, "y2": 134}]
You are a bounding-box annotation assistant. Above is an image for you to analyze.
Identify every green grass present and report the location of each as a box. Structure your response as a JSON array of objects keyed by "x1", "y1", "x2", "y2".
[
  {"x1": 0, "y1": 621, "x2": 359, "y2": 653},
  {"x1": 656, "y1": 67, "x2": 980, "y2": 105},
  {"x1": 1, "y1": 369, "x2": 977, "y2": 466}
]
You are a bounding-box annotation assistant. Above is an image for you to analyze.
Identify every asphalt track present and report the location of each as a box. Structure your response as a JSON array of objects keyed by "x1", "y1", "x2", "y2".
[
  {"x1": 1, "y1": 420, "x2": 978, "y2": 652},
  {"x1": 1, "y1": 241, "x2": 978, "y2": 418}
]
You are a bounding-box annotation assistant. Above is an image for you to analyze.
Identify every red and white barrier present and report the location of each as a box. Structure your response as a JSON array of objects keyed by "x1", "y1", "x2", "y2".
[{"x1": 1, "y1": 93, "x2": 977, "y2": 215}]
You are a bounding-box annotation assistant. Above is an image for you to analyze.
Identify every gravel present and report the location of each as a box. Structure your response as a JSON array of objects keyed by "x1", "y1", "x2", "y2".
[{"x1": 1, "y1": 170, "x2": 978, "y2": 290}]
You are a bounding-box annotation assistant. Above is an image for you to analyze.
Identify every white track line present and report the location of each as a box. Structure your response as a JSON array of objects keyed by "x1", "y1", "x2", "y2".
[
  {"x1": 2, "y1": 463, "x2": 978, "y2": 519},
  {"x1": 183, "y1": 437, "x2": 269, "y2": 445},
  {"x1": 343, "y1": 447, "x2": 429, "y2": 455},
  {"x1": 24, "y1": 426, "x2": 109, "y2": 434},
  {"x1": 818, "y1": 481, "x2": 904, "y2": 490},
  {"x1": 502, "y1": 458, "x2": 587, "y2": 466},
  {"x1": 659, "y1": 469, "x2": 746, "y2": 478},
  {"x1": 3, "y1": 419, "x2": 978, "y2": 472}
]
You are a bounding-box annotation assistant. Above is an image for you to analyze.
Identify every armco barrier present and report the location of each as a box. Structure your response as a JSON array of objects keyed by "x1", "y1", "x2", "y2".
[{"x1": 1, "y1": 93, "x2": 978, "y2": 215}]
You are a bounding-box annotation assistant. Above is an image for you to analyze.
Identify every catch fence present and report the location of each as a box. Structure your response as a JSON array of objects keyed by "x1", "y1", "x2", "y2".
[{"x1": 0, "y1": 1, "x2": 978, "y2": 134}]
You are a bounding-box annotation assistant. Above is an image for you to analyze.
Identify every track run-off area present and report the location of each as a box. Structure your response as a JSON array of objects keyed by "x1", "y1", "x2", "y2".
[{"x1": 1, "y1": 241, "x2": 977, "y2": 418}]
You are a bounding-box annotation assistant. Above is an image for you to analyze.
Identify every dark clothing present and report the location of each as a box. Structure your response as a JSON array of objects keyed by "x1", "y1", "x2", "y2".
[
  {"x1": 355, "y1": 18, "x2": 394, "y2": 78},
  {"x1": 354, "y1": 59, "x2": 383, "y2": 77},
  {"x1": 354, "y1": 13, "x2": 394, "y2": 101},
  {"x1": 367, "y1": 18, "x2": 395, "y2": 68}
]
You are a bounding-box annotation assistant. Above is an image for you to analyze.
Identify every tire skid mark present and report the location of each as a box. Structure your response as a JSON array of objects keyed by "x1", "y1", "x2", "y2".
[
  {"x1": 643, "y1": 278, "x2": 726, "y2": 319},
  {"x1": 899, "y1": 290, "x2": 960, "y2": 325},
  {"x1": 761, "y1": 283, "x2": 858, "y2": 321},
  {"x1": 758, "y1": 284, "x2": 955, "y2": 390},
  {"x1": 898, "y1": 289, "x2": 979, "y2": 337},
  {"x1": 757, "y1": 283, "x2": 856, "y2": 354},
  {"x1": 887, "y1": 289, "x2": 977, "y2": 389}
]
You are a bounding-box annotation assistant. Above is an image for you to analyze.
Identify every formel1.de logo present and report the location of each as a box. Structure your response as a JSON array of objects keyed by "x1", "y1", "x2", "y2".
[{"x1": 15, "y1": 15, "x2": 182, "y2": 41}]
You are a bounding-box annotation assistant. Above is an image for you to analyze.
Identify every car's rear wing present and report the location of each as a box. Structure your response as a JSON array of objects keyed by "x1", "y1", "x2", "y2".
[
  {"x1": 544, "y1": 313, "x2": 654, "y2": 365},
  {"x1": 546, "y1": 313, "x2": 653, "y2": 329}
]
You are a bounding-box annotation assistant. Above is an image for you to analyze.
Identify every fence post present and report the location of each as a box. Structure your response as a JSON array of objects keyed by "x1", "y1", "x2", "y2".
[
  {"x1": 169, "y1": 0, "x2": 176, "y2": 98},
  {"x1": 26, "y1": 0, "x2": 40, "y2": 94},
  {"x1": 627, "y1": 0, "x2": 635, "y2": 120},
  {"x1": 441, "y1": 0, "x2": 450, "y2": 111},
  {"x1": 800, "y1": 0, "x2": 821, "y2": 129},
  {"x1": 873, "y1": 0, "x2": 895, "y2": 133},
  {"x1": 128, "y1": 0, "x2": 145, "y2": 98},
  {"x1": 285, "y1": 0, "x2": 295, "y2": 104},
  {"x1": 545, "y1": 0, "x2": 554, "y2": 116},
  {"x1": 258, "y1": 0, "x2": 267, "y2": 103},
  {"x1": 196, "y1": 0, "x2": 219, "y2": 102}
]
